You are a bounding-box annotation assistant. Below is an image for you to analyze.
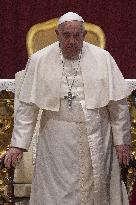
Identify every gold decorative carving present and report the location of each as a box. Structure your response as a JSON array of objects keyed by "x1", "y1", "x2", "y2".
[
  {"x1": 0, "y1": 90, "x2": 14, "y2": 201},
  {"x1": 127, "y1": 94, "x2": 136, "y2": 196},
  {"x1": 26, "y1": 18, "x2": 106, "y2": 56}
]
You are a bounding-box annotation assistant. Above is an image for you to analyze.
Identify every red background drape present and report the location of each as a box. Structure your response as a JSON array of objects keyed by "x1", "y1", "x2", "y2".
[
  {"x1": 1, "y1": 1, "x2": 136, "y2": 204},
  {"x1": 0, "y1": 0, "x2": 136, "y2": 79}
]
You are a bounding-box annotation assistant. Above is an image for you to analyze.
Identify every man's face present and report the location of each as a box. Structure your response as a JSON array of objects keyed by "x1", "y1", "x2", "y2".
[{"x1": 56, "y1": 21, "x2": 86, "y2": 59}]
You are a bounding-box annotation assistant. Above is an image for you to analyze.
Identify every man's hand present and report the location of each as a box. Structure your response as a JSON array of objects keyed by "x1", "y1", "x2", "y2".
[
  {"x1": 3, "y1": 147, "x2": 23, "y2": 169},
  {"x1": 115, "y1": 145, "x2": 131, "y2": 166}
]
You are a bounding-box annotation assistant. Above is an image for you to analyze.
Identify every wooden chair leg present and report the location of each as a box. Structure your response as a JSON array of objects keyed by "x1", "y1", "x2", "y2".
[
  {"x1": 7, "y1": 167, "x2": 15, "y2": 205},
  {"x1": 121, "y1": 157, "x2": 136, "y2": 192}
]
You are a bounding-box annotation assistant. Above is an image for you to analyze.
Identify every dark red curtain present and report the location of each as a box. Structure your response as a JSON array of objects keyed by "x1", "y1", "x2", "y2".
[{"x1": 0, "y1": 0, "x2": 136, "y2": 79}]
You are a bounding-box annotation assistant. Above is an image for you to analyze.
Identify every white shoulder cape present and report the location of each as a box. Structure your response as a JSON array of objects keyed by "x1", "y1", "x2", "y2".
[{"x1": 18, "y1": 41, "x2": 131, "y2": 111}]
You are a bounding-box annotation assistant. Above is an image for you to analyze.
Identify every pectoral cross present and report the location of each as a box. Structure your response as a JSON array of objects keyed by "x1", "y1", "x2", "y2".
[{"x1": 64, "y1": 91, "x2": 76, "y2": 109}]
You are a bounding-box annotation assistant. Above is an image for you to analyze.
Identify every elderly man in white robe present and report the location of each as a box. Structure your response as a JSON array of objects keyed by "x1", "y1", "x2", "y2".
[{"x1": 4, "y1": 12, "x2": 131, "y2": 205}]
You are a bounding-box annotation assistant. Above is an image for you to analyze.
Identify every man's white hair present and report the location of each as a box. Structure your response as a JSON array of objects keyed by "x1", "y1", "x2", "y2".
[{"x1": 59, "y1": 12, "x2": 84, "y2": 25}]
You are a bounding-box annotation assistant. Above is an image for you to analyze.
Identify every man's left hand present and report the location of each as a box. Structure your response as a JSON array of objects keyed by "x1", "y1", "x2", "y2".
[{"x1": 115, "y1": 145, "x2": 131, "y2": 166}]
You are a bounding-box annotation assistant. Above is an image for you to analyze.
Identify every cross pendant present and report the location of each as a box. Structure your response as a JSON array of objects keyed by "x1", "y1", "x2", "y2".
[{"x1": 64, "y1": 91, "x2": 76, "y2": 109}]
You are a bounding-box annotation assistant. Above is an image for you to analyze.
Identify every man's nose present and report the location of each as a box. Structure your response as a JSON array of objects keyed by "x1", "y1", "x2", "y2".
[{"x1": 69, "y1": 35, "x2": 75, "y2": 45}]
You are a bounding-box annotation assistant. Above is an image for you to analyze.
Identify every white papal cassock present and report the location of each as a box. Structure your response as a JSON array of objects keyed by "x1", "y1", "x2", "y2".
[{"x1": 11, "y1": 42, "x2": 131, "y2": 205}]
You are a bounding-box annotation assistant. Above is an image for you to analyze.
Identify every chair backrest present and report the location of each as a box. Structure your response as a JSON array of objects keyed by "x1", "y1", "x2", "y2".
[{"x1": 26, "y1": 18, "x2": 106, "y2": 56}]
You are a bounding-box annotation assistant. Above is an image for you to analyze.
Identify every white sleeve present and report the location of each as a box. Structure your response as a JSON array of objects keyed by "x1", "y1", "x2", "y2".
[
  {"x1": 11, "y1": 101, "x2": 39, "y2": 151},
  {"x1": 107, "y1": 98, "x2": 131, "y2": 146}
]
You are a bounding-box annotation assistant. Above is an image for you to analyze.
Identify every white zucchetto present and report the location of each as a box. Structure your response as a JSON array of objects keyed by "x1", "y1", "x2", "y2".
[{"x1": 59, "y1": 12, "x2": 84, "y2": 24}]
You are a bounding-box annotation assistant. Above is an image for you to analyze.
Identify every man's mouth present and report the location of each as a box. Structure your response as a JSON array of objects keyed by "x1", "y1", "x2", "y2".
[{"x1": 66, "y1": 47, "x2": 77, "y2": 51}]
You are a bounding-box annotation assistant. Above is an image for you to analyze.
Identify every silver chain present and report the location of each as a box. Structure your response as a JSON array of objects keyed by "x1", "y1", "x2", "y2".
[{"x1": 60, "y1": 51, "x2": 82, "y2": 92}]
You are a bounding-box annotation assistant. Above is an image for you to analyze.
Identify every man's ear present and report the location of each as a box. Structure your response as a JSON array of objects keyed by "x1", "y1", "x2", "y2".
[
  {"x1": 55, "y1": 29, "x2": 59, "y2": 36},
  {"x1": 83, "y1": 30, "x2": 87, "y2": 38}
]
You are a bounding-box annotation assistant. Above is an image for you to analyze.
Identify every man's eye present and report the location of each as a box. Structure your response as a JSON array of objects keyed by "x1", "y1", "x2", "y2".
[
  {"x1": 73, "y1": 33, "x2": 81, "y2": 39},
  {"x1": 63, "y1": 33, "x2": 70, "y2": 38},
  {"x1": 75, "y1": 33, "x2": 80, "y2": 37}
]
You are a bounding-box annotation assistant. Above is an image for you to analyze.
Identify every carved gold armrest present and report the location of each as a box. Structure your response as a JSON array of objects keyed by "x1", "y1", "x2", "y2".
[
  {"x1": 127, "y1": 92, "x2": 136, "y2": 195},
  {"x1": 0, "y1": 156, "x2": 15, "y2": 204}
]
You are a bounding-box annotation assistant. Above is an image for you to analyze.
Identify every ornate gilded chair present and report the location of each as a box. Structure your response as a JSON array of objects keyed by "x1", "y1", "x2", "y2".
[{"x1": 127, "y1": 91, "x2": 136, "y2": 197}]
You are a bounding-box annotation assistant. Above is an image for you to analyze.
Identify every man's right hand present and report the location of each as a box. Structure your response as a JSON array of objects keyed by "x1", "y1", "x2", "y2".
[{"x1": 3, "y1": 147, "x2": 23, "y2": 169}]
